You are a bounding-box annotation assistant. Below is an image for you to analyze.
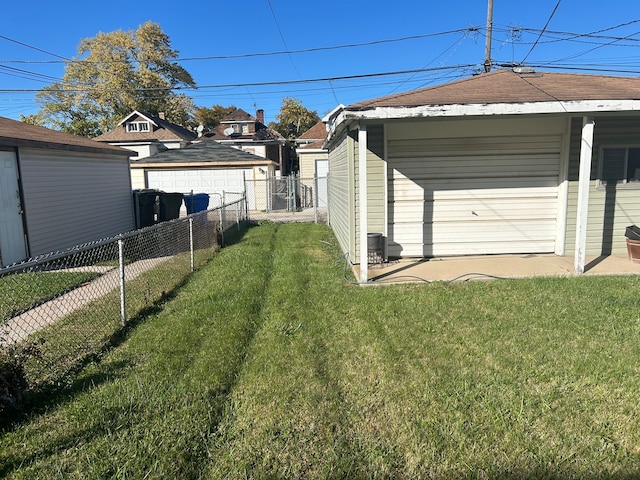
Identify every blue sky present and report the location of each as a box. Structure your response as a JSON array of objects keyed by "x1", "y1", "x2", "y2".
[{"x1": 1, "y1": 0, "x2": 639, "y2": 125}]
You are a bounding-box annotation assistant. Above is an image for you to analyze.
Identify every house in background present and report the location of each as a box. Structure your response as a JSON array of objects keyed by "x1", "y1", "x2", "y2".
[
  {"x1": 129, "y1": 141, "x2": 278, "y2": 213},
  {"x1": 295, "y1": 121, "x2": 329, "y2": 208},
  {"x1": 93, "y1": 111, "x2": 197, "y2": 188},
  {"x1": 325, "y1": 69, "x2": 640, "y2": 281},
  {"x1": 0, "y1": 116, "x2": 134, "y2": 266},
  {"x1": 205, "y1": 109, "x2": 290, "y2": 174},
  {"x1": 296, "y1": 120, "x2": 328, "y2": 179}
]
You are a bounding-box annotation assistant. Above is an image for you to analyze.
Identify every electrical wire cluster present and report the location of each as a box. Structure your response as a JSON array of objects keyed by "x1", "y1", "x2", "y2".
[{"x1": 0, "y1": 17, "x2": 639, "y2": 117}]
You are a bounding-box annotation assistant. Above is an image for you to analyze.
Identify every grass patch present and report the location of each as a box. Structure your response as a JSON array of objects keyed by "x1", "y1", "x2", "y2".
[
  {"x1": 2, "y1": 223, "x2": 640, "y2": 478},
  {"x1": 0, "y1": 271, "x2": 99, "y2": 322}
]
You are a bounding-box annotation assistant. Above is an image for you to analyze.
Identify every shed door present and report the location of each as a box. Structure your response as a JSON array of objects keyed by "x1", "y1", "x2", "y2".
[
  {"x1": 0, "y1": 151, "x2": 27, "y2": 266},
  {"x1": 387, "y1": 121, "x2": 563, "y2": 257},
  {"x1": 147, "y1": 168, "x2": 253, "y2": 210}
]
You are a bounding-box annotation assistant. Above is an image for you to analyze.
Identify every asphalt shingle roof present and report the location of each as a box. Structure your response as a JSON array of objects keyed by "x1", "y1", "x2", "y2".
[
  {"x1": 93, "y1": 112, "x2": 196, "y2": 143},
  {"x1": 129, "y1": 140, "x2": 277, "y2": 166},
  {"x1": 0, "y1": 116, "x2": 129, "y2": 155},
  {"x1": 298, "y1": 121, "x2": 327, "y2": 141},
  {"x1": 348, "y1": 69, "x2": 640, "y2": 110},
  {"x1": 220, "y1": 108, "x2": 256, "y2": 122}
]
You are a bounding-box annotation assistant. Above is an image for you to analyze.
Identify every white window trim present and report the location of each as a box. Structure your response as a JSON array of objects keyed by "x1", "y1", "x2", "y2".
[
  {"x1": 597, "y1": 145, "x2": 640, "y2": 189},
  {"x1": 126, "y1": 121, "x2": 150, "y2": 133}
]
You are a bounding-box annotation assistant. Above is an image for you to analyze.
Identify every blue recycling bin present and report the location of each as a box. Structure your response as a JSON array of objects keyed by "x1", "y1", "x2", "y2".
[{"x1": 184, "y1": 193, "x2": 210, "y2": 214}]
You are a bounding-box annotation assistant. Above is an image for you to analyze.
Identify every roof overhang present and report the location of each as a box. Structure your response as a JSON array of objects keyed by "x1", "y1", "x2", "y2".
[
  {"x1": 296, "y1": 147, "x2": 327, "y2": 154},
  {"x1": 326, "y1": 99, "x2": 640, "y2": 144},
  {"x1": 130, "y1": 160, "x2": 278, "y2": 169}
]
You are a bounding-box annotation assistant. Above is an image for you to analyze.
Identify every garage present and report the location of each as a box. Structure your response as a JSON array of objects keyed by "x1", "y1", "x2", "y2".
[
  {"x1": 386, "y1": 117, "x2": 565, "y2": 257},
  {"x1": 130, "y1": 141, "x2": 278, "y2": 213},
  {"x1": 147, "y1": 168, "x2": 252, "y2": 208}
]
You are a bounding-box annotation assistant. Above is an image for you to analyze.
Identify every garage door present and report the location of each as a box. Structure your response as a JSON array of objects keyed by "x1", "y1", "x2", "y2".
[
  {"x1": 147, "y1": 169, "x2": 253, "y2": 209},
  {"x1": 387, "y1": 121, "x2": 563, "y2": 257}
]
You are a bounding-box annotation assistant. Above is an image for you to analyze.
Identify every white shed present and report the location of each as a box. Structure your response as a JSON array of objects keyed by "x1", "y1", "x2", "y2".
[{"x1": 0, "y1": 116, "x2": 134, "y2": 266}]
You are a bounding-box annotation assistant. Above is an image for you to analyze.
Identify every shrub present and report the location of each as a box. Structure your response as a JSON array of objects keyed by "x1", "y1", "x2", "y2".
[{"x1": 0, "y1": 343, "x2": 38, "y2": 414}]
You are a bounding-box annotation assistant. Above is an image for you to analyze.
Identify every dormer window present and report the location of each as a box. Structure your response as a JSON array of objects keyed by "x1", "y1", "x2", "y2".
[{"x1": 127, "y1": 121, "x2": 150, "y2": 133}]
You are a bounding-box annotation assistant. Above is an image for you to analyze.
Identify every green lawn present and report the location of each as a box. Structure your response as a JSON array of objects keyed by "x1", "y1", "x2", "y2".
[
  {"x1": 2, "y1": 222, "x2": 640, "y2": 479},
  {"x1": 0, "y1": 271, "x2": 100, "y2": 322}
]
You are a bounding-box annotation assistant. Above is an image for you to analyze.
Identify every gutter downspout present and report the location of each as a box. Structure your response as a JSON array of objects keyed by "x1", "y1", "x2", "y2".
[
  {"x1": 574, "y1": 116, "x2": 595, "y2": 274},
  {"x1": 358, "y1": 124, "x2": 368, "y2": 283}
]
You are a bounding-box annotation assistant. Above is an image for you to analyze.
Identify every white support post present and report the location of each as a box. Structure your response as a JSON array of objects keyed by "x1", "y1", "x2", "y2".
[
  {"x1": 574, "y1": 116, "x2": 595, "y2": 274},
  {"x1": 118, "y1": 237, "x2": 126, "y2": 326},
  {"x1": 358, "y1": 124, "x2": 369, "y2": 283},
  {"x1": 189, "y1": 217, "x2": 194, "y2": 272}
]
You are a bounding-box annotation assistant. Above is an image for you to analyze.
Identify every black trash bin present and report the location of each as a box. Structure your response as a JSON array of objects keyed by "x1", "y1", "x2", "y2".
[
  {"x1": 367, "y1": 232, "x2": 382, "y2": 251},
  {"x1": 158, "y1": 192, "x2": 184, "y2": 222},
  {"x1": 133, "y1": 190, "x2": 160, "y2": 229}
]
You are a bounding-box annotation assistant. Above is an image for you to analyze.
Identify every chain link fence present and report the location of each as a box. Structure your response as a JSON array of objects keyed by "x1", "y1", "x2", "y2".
[
  {"x1": 0, "y1": 196, "x2": 247, "y2": 389},
  {"x1": 246, "y1": 175, "x2": 328, "y2": 224}
]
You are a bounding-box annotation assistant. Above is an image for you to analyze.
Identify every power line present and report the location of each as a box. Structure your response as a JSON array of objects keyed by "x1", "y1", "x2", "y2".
[
  {"x1": 0, "y1": 64, "x2": 480, "y2": 94},
  {"x1": 0, "y1": 35, "x2": 71, "y2": 62},
  {"x1": 0, "y1": 29, "x2": 478, "y2": 64},
  {"x1": 521, "y1": 0, "x2": 563, "y2": 64}
]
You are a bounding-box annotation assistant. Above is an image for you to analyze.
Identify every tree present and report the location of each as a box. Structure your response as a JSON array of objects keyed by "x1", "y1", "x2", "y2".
[
  {"x1": 193, "y1": 105, "x2": 237, "y2": 131},
  {"x1": 269, "y1": 97, "x2": 320, "y2": 139},
  {"x1": 31, "y1": 22, "x2": 196, "y2": 137}
]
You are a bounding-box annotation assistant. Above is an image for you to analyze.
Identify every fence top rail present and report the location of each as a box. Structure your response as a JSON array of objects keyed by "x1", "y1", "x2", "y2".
[{"x1": 0, "y1": 198, "x2": 246, "y2": 277}]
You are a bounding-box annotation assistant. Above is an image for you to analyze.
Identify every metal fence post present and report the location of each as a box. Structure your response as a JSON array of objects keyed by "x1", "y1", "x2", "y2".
[
  {"x1": 314, "y1": 175, "x2": 319, "y2": 224},
  {"x1": 118, "y1": 236, "x2": 126, "y2": 326},
  {"x1": 218, "y1": 206, "x2": 224, "y2": 247},
  {"x1": 189, "y1": 217, "x2": 195, "y2": 272}
]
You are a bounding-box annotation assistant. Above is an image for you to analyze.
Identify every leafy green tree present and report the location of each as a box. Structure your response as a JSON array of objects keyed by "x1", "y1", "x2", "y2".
[
  {"x1": 269, "y1": 97, "x2": 320, "y2": 139},
  {"x1": 31, "y1": 22, "x2": 196, "y2": 137},
  {"x1": 19, "y1": 113, "x2": 45, "y2": 127},
  {"x1": 193, "y1": 105, "x2": 237, "y2": 131}
]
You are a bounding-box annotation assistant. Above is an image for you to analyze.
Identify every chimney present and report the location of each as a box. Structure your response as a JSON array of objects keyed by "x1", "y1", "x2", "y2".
[
  {"x1": 256, "y1": 109, "x2": 264, "y2": 124},
  {"x1": 158, "y1": 112, "x2": 165, "y2": 120}
]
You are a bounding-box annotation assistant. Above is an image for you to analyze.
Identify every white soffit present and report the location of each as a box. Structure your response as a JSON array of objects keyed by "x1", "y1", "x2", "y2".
[{"x1": 338, "y1": 99, "x2": 640, "y2": 122}]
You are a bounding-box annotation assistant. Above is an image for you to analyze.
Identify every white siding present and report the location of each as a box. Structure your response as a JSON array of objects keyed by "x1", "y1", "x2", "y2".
[
  {"x1": 328, "y1": 133, "x2": 353, "y2": 258},
  {"x1": 353, "y1": 125, "x2": 386, "y2": 259},
  {"x1": 20, "y1": 148, "x2": 134, "y2": 256},
  {"x1": 130, "y1": 168, "x2": 146, "y2": 190},
  {"x1": 564, "y1": 116, "x2": 640, "y2": 255},
  {"x1": 387, "y1": 117, "x2": 565, "y2": 257}
]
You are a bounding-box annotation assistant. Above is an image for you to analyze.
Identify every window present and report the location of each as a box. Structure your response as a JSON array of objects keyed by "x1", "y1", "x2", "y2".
[
  {"x1": 242, "y1": 124, "x2": 249, "y2": 134},
  {"x1": 599, "y1": 147, "x2": 640, "y2": 187},
  {"x1": 126, "y1": 121, "x2": 150, "y2": 133}
]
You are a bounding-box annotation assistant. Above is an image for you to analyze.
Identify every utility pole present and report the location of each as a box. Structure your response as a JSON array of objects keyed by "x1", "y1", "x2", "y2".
[{"x1": 484, "y1": 0, "x2": 494, "y2": 72}]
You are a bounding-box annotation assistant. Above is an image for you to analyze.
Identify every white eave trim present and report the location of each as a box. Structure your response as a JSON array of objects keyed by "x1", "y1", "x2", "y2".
[
  {"x1": 295, "y1": 148, "x2": 327, "y2": 154},
  {"x1": 117, "y1": 110, "x2": 159, "y2": 127},
  {"x1": 327, "y1": 99, "x2": 640, "y2": 141}
]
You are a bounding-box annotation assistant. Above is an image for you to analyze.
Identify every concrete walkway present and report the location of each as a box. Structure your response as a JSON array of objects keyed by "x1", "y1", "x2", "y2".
[
  {"x1": 356, "y1": 253, "x2": 640, "y2": 285},
  {"x1": 1, "y1": 256, "x2": 173, "y2": 346}
]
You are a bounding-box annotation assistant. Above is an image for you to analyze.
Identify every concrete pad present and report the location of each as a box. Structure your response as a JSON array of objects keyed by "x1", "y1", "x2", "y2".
[{"x1": 354, "y1": 254, "x2": 640, "y2": 285}]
